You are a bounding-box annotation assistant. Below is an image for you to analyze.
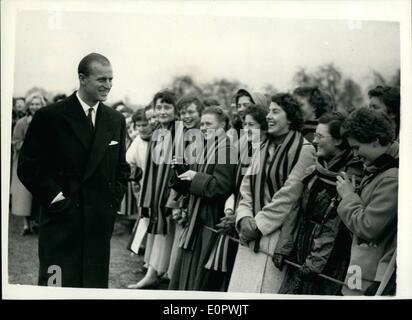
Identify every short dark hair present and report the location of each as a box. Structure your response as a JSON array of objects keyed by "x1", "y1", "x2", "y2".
[
  {"x1": 202, "y1": 106, "x2": 230, "y2": 131},
  {"x1": 271, "y1": 93, "x2": 304, "y2": 131},
  {"x1": 318, "y1": 111, "x2": 349, "y2": 149},
  {"x1": 132, "y1": 109, "x2": 148, "y2": 123},
  {"x1": 244, "y1": 104, "x2": 269, "y2": 131},
  {"x1": 177, "y1": 95, "x2": 204, "y2": 115},
  {"x1": 78, "y1": 53, "x2": 111, "y2": 76},
  {"x1": 341, "y1": 108, "x2": 395, "y2": 145},
  {"x1": 152, "y1": 90, "x2": 177, "y2": 111},
  {"x1": 293, "y1": 86, "x2": 332, "y2": 119},
  {"x1": 368, "y1": 85, "x2": 400, "y2": 134}
]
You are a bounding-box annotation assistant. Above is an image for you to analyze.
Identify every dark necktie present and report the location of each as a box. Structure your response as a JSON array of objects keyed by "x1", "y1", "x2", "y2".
[{"x1": 87, "y1": 107, "x2": 94, "y2": 131}]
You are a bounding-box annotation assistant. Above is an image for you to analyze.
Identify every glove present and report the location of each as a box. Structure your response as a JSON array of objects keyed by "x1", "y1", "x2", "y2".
[
  {"x1": 177, "y1": 209, "x2": 189, "y2": 227},
  {"x1": 272, "y1": 253, "x2": 286, "y2": 271},
  {"x1": 364, "y1": 281, "x2": 381, "y2": 296},
  {"x1": 215, "y1": 215, "x2": 236, "y2": 234},
  {"x1": 171, "y1": 208, "x2": 182, "y2": 221},
  {"x1": 297, "y1": 264, "x2": 317, "y2": 280},
  {"x1": 239, "y1": 217, "x2": 260, "y2": 241}
]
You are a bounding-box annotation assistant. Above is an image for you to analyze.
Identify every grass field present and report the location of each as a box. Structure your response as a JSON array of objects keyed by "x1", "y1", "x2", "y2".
[{"x1": 7, "y1": 213, "x2": 168, "y2": 290}]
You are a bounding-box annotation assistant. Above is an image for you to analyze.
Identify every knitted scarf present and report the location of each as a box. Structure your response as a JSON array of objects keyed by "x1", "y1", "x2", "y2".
[
  {"x1": 250, "y1": 130, "x2": 304, "y2": 215},
  {"x1": 203, "y1": 137, "x2": 267, "y2": 272},
  {"x1": 178, "y1": 132, "x2": 230, "y2": 250},
  {"x1": 301, "y1": 149, "x2": 362, "y2": 225},
  {"x1": 138, "y1": 123, "x2": 176, "y2": 235},
  {"x1": 303, "y1": 148, "x2": 358, "y2": 187}
]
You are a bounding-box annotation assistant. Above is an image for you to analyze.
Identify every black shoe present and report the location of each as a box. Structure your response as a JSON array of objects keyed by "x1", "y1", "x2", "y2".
[{"x1": 137, "y1": 247, "x2": 145, "y2": 256}]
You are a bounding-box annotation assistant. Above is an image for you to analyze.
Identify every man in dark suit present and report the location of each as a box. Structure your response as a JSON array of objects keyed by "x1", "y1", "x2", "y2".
[{"x1": 17, "y1": 53, "x2": 130, "y2": 288}]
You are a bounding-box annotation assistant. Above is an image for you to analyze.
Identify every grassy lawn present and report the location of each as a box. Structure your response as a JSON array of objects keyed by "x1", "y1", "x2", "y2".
[{"x1": 7, "y1": 213, "x2": 168, "y2": 290}]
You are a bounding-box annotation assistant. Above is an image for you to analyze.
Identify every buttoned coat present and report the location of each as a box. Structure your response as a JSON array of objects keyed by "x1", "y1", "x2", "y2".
[{"x1": 18, "y1": 93, "x2": 130, "y2": 288}]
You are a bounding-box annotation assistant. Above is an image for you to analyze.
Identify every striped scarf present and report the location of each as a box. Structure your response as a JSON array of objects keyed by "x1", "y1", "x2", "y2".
[
  {"x1": 250, "y1": 130, "x2": 304, "y2": 215},
  {"x1": 204, "y1": 230, "x2": 233, "y2": 272},
  {"x1": 138, "y1": 123, "x2": 178, "y2": 235},
  {"x1": 203, "y1": 137, "x2": 266, "y2": 272},
  {"x1": 178, "y1": 132, "x2": 230, "y2": 250},
  {"x1": 234, "y1": 135, "x2": 263, "y2": 208}
]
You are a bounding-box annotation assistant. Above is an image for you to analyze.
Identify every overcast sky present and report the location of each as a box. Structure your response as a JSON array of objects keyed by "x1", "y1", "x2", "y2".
[{"x1": 11, "y1": 1, "x2": 401, "y2": 106}]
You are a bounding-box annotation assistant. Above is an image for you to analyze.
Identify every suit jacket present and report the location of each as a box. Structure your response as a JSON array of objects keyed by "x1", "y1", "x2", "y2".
[{"x1": 18, "y1": 92, "x2": 130, "y2": 288}]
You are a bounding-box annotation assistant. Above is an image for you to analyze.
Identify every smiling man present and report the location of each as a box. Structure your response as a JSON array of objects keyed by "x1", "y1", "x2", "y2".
[{"x1": 17, "y1": 53, "x2": 130, "y2": 288}]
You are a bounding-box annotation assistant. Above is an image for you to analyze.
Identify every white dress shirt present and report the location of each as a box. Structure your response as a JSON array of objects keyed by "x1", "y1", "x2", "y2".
[{"x1": 76, "y1": 91, "x2": 99, "y2": 126}]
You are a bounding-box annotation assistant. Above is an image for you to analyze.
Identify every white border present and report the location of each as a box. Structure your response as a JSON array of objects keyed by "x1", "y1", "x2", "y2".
[{"x1": 2, "y1": 0, "x2": 411, "y2": 300}]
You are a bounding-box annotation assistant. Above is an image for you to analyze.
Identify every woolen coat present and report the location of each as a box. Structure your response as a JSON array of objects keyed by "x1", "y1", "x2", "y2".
[
  {"x1": 228, "y1": 140, "x2": 315, "y2": 293},
  {"x1": 337, "y1": 142, "x2": 398, "y2": 295},
  {"x1": 168, "y1": 135, "x2": 237, "y2": 291},
  {"x1": 17, "y1": 93, "x2": 130, "y2": 288}
]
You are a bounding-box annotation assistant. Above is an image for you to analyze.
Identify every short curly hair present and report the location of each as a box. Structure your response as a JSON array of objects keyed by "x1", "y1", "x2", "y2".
[
  {"x1": 368, "y1": 85, "x2": 400, "y2": 134},
  {"x1": 26, "y1": 93, "x2": 47, "y2": 108},
  {"x1": 177, "y1": 95, "x2": 204, "y2": 115},
  {"x1": 341, "y1": 108, "x2": 395, "y2": 145},
  {"x1": 244, "y1": 104, "x2": 269, "y2": 131},
  {"x1": 271, "y1": 93, "x2": 304, "y2": 131},
  {"x1": 293, "y1": 86, "x2": 332, "y2": 119}
]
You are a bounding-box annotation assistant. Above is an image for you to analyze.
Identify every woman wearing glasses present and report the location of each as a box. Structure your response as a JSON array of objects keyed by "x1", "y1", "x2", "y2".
[
  {"x1": 228, "y1": 93, "x2": 315, "y2": 293},
  {"x1": 277, "y1": 112, "x2": 363, "y2": 295},
  {"x1": 293, "y1": 86, "x2": 332, "y2": 143}
]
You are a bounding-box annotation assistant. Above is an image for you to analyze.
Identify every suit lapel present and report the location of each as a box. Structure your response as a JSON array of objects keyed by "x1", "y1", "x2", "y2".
[
  {"x1": 82, "y1": 103, "x2": 114, "y2": 182},
  {"x1": 63, "y1": 93, "x2": 94, "y2": 150}
]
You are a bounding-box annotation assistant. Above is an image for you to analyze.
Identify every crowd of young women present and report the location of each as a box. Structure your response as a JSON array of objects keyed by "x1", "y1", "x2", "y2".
[{"x1": 124, "y1": 85, "x2": 399, "y2": 296}]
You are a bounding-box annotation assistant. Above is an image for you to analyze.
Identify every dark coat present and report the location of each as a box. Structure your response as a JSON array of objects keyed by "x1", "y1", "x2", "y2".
[
  {"x1": 277, "y1": 154, "x2": 363, "y2": 295},
  {"x1": 168, "y1": 135, "x2": 237, "y2": 291},
  {"x1": 17, "y1": 93, "x2": 130, "y2": 288}
]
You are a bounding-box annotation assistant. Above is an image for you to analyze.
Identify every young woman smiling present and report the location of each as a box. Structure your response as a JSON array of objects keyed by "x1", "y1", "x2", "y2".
[{"x1": 228, "y1": 93, "x2": 315, "y2": 293}]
